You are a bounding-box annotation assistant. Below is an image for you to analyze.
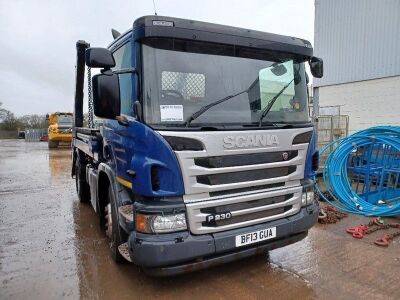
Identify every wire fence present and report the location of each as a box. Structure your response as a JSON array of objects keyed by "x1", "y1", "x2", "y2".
[{"x1": 316, "y1": 115, "x2": 349, "y2": 172}]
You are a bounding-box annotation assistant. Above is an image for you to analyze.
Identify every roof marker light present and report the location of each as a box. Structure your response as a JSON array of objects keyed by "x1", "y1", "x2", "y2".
[{"x1": 152, "y1": 20, "x2": 174, "y2": 27}]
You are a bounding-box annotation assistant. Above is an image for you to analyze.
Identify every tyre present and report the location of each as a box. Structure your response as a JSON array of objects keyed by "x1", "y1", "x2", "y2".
[
  {"x1": 105, "y1": 187, "x2": 126, "y2": 262},
  {"x1": 48, "y1": 140, "x2": 59, "y2": 148},
  {"x1": 75, "y1": 157, "x2": 90, "y2": 203}
]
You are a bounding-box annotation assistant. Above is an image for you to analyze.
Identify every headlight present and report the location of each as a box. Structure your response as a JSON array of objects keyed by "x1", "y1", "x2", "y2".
[
  {"x1": 301, "y1": 186, "x2": 315, "y2": 207},
  {"x1": 135, "y1": 213, "x2": 187, "y2": 234}
]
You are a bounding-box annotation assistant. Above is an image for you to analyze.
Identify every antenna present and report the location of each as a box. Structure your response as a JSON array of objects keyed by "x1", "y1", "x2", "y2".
[
  {"x1": 152, "y1": 0, "x2": 158, "y2": 15},
  {"x1": 111, "y1": 28, "x2": 121, "y2": 39}
]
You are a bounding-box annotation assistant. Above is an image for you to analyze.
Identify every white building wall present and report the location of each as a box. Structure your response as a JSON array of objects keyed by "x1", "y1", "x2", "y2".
[{"x1": 318, "y1": 76, "x2": 400, "y2": 133}]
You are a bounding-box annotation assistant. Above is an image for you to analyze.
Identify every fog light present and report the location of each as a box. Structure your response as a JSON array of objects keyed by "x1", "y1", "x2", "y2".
[
  {"x1": 301, "y1": 192, "x2": 307, "y2": 206},
  {"x1": 135, "y1": 213, "x2": 187, "y2": 234},
  {"x1": 307, "y1": 190, "x2": 315, "y2": 204},
  {"x1": 301, "y1": 188, "x2": 315, "y2": 207}
]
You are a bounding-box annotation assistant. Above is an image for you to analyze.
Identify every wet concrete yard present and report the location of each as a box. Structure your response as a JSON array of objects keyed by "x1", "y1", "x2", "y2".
[{"x1": 1, "y1": 140, "x2": 399, "y2": 299}]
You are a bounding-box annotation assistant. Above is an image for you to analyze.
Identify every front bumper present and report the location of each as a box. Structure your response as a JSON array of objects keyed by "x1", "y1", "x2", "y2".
[
  {"x1": 48, "y1": 132, "x2": 72, "y2": 142},
  {"x1": 128, "y1": 202, "x2": 318, "y2": 276}
]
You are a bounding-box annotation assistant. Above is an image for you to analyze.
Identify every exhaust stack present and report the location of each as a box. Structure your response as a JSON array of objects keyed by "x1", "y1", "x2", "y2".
[{"x1": 73, "y1": 40, "x2": 89, "y2": 132}]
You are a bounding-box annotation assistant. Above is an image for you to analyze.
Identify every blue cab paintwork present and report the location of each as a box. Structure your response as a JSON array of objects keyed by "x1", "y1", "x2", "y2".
[
  {"x1": 103, "y1": 118, "x2": 185, "y2": 197},
  {"x1": 304, "y1": 129, "x2": 318, "y2": 179},
  {"x1": 104, "y1": 31, "x2": 184, "y2": 198}
]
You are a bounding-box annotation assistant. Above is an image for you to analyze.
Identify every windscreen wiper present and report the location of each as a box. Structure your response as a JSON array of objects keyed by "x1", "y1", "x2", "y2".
[
  {"x1": 258, "y1": 78, "x2": 294, "y2": 127},
  {"x1": 258, "y1": 122, "x2": 295, "y2": 128},
  {"x1": 185, "y1": 88, "x2": 250, "y2": 127}
]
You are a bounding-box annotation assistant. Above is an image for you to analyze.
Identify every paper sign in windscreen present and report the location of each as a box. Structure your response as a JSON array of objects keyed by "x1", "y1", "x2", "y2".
[{"x1": 160, "y1": 105, "x2": 184, "y2": 122}]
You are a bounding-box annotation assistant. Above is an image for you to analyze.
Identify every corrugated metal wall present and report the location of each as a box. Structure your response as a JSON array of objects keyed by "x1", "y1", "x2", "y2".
[{"x1": 314, "y1": 0, "x2": 400, "y2": 87}]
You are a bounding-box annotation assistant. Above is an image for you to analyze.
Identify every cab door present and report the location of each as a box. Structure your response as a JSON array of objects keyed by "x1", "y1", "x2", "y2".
[{"x1": 103, "y1": 39, "x2": 136, "y2": 189}]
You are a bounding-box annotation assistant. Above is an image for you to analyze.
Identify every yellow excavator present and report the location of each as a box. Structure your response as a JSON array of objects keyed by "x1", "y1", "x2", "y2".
[{"x1": 46, "y1": 112, "x2": 73, "y2": 148}]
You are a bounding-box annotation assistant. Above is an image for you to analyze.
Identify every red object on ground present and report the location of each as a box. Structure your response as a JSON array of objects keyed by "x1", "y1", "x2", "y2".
[
  {"x1": 346, "y1": 224, "x2": 369, "y2": 238},
  {"x1": 325, "y1": 205, "x2": 337, "y2": 212},
  {"x1": 40, "y1": 135, "x2": 48, "y2": 142},
  {"x1": 374, "y1": 234, "x2": 391, "y2": 247}
]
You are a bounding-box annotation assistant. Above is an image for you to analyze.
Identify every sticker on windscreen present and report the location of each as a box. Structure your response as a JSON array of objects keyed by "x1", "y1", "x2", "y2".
[{"x1": 160, "y1": 105, "x2": 184, "y2": 122}]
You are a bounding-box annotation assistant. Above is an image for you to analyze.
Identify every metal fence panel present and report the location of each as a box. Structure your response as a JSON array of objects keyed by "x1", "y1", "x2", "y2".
[
  {"x1": 316, "y1": 115, "x2": 349, "y2": 172},
  {"x1": 25, "y1": 128, "x2": 47, "y2": 142}
]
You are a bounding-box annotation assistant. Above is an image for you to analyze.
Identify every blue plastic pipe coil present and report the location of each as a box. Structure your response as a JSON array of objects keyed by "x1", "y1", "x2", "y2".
[{"x1": 317, "y1": 126, "x2": 400, "y2": 217}]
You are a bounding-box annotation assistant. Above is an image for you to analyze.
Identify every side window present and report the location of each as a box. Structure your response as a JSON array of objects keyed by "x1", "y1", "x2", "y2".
[{"x1": 112, "y1": 43, "x2": 133, "y2": 116}]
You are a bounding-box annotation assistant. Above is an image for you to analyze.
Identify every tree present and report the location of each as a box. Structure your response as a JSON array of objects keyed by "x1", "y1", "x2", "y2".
[
  {"x1": 18, "y1": 114, "x2": 47, "y2": 129},
  {"x1": 0, "y1": 102, "x2": 8, "y2": 121},
  {"x1": 0, "y1": 103, "x2": 47, "y2": 131},
  {"x1": 0, "y1": 110, "x2": 20, "y2": 131}
]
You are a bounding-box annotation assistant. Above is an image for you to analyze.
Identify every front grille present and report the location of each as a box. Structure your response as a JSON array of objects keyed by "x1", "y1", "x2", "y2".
[
  {"x1": 200, "y1": 194, "x2": 291, "y2": 213},
  {"x1": 194, "y1": 151, "x2": 298, "y2": 168},
  {"x1": 186, "y1": 186, "x2": 302, "y2": 234},
  {"x1": 209, "y1": 182, "x2": 285, "y2": 197},
  {"x1": 158, "y1": 129, "x2": 311, "y2": 196},
  {"x1": 197, "y1": 166, "x2": 296, "y2": 185},
  {"x1": 203, "y1": 206, "x2": 292, "y2": 227}
]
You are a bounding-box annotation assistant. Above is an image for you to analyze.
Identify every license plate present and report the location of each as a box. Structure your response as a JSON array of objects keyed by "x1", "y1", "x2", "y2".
[{"x1": 235, "y1": 227, "x2": 276, "y2": 247}]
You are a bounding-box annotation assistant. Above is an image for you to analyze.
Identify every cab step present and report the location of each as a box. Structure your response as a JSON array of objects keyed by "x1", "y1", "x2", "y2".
[
  {"x1": 118, "y1": 242, "x2": 132, "y2": 262},
  {"x1": 118, "y1": 204, "x2": 133, "y2": 221},
  {"x1": 118, "y1": 204, "x2": 134, "y2": 233}
]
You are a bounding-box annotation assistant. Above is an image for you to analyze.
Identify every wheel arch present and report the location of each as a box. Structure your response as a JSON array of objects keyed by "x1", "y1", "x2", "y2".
[
  {"x1": 72, "y1": 148, "x2": 88, "y2": 177},
  {"x1": 97, "y1": 163, "x2": 120, "y2": 227},
  {"x1": 98, "y1": 169, "x2": 111, "y2": 216}
]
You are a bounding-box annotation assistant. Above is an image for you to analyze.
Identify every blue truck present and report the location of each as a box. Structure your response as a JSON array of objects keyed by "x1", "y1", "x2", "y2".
[{"x1": 71, "y1": 16, "x2": 323, "y2": 276}]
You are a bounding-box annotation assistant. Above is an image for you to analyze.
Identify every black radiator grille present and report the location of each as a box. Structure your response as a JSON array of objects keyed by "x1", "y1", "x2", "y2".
[
  {"x1": 194, "y1": 151, "x2": 298, "y2": 168},
  {"x1": 197, "y1": 166, "x2": 296, "y2": 185}
]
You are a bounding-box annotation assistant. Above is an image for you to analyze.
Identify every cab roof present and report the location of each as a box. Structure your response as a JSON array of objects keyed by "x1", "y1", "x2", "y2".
[{"x1": 111, "y1": 15, "x2": 313, "y2": 58}]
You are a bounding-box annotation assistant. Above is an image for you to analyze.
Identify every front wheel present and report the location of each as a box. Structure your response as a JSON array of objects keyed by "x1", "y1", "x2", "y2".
[{"x1": 105, "y1": 187, "x2": 126, "y2": 262}]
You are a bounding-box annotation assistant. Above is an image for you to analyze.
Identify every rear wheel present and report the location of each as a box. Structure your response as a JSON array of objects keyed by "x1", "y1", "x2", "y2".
[
  {"x1": 75, "y1": 157, "x2": 90, "y2": 203},
  {"x1": 105, "y1": 187, "x2": 126, "y2": 262}
]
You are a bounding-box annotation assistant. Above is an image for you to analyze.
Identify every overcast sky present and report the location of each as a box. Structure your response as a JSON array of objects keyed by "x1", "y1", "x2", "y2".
[{"x1": 0, "y1": 0, "x2": 314, "y2": 116}]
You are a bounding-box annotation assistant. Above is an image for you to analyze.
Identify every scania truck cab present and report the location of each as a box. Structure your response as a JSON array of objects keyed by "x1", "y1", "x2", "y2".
[{"x1": 72, "y1": 16, "x2": 323, "y2": 276}]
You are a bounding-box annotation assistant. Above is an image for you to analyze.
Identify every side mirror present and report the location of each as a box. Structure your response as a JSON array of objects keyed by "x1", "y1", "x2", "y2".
[
  {"x1": 92, "y1": 72, "x2": 120, "y2": 119},
  {"x1": 133, "y1": 101, "x2": 143, "y2": 121},
  {"x1": 86, "y1": 48, "x2": 115, "y2": 69},
  {"x1": 309, "y1": 57, "x2": 323, "y2": 78}
]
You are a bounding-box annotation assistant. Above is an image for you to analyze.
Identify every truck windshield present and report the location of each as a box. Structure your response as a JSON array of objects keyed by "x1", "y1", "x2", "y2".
[
  {"x1": 141, "y1": 39, "x2": 310, "y2": 128},
  {"x1": 57, "y1": 114, "x2": 72, "y2": 125}
]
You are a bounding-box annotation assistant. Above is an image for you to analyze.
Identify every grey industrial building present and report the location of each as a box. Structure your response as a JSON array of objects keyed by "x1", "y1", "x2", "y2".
[{"x1": 313, "y1": 0, "x2": 400, "y2": 133}]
